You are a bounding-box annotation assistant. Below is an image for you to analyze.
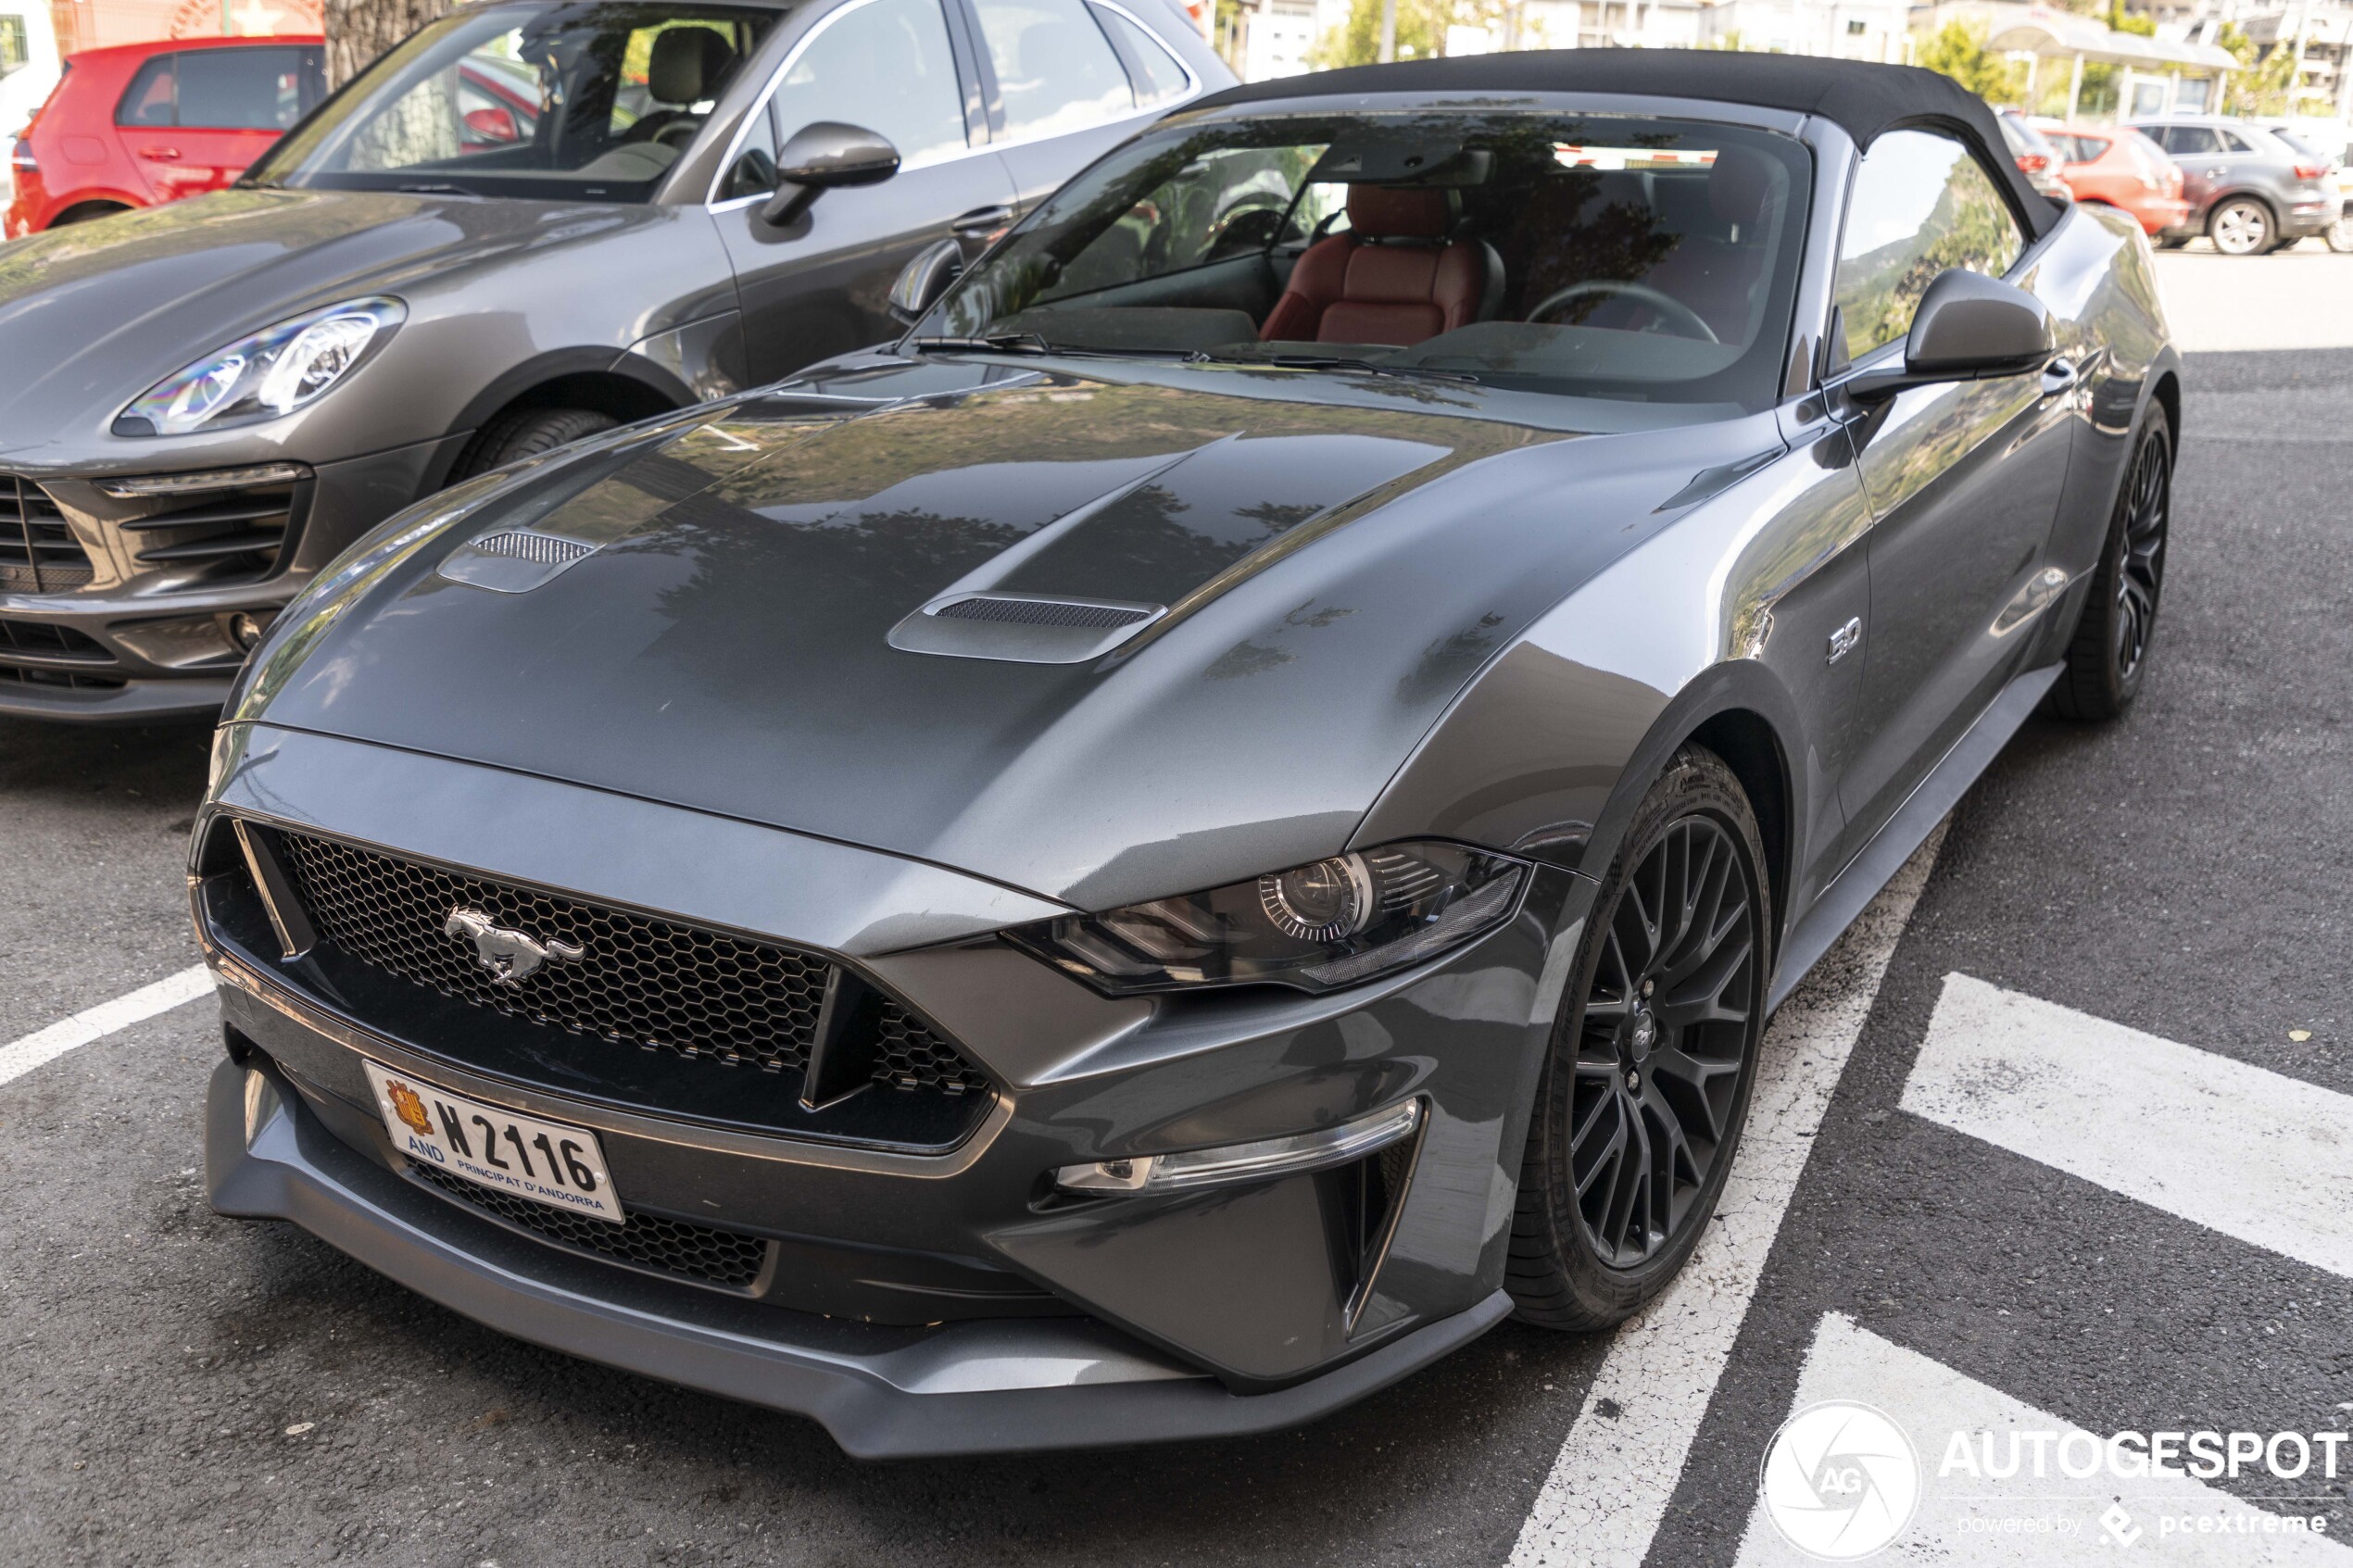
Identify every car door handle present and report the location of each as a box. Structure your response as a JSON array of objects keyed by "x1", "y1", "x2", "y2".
[
  {"x1": 141, "y1": 146, "x2": 181, "y2": 160},
  {"x1": 949, "y1": 205, "x2": 1013, "y2": 240},
  {"x1": 2040, "y1": 357, "x2": 2079, "y2": 396}
]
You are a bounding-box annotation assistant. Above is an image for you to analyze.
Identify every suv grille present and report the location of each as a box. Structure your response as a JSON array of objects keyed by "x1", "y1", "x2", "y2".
[
  {"x1": 0, "y1": 476, "x2": 94, "y2": 592},
  {"x1": 271, "y1": 830, "x2": 991, "y2": 1098},
  {"x1": 409, "y1": 1160, "x2": 768, "y2": 1287}
]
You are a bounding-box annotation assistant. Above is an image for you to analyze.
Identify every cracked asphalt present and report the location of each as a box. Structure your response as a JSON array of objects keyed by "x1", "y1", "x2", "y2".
[{"x1": 1, "y1": 329, "x2": 2346, "y2": 1564}]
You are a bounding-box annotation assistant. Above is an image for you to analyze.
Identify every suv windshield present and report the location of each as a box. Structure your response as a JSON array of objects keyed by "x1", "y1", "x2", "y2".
[
  {"x1": 246, "y1": 1, "x2": 775, "y2": 203},
  {"x1": 914, "y1": 110, "x2": 1811, "y2": 409}
]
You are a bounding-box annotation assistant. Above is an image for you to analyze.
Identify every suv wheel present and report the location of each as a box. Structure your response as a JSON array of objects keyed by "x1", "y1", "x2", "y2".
[
  {"x1": 2209, "y1": 196, "x2": 2273, "y2": 255},
  {"x1": 1507, "y1": 746, "x2": 1770, "y2": 1331},
  {"x1": 455, "y1": 406, "x2": 618, "y2": 480},
  {"x1": 2046, "y1": 407, "x2": 2171, "y2": 721},
  {"x1": 2327, "y1": 214, "x2": 2353, "y2": 253}
]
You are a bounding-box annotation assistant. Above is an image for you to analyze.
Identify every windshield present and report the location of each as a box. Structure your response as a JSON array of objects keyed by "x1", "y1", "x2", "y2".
[
  {"x1": 914, "y1": 110, "x2": 1811, "y2": 410},
  {"x1": 247, "y1": 1, "x2": 775, "y2": 203}
]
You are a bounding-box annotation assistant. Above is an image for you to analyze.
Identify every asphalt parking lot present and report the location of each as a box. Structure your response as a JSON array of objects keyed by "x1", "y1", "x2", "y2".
[{"x1": 3, "y1": 251, "x2": 2349, "y2": 1567}]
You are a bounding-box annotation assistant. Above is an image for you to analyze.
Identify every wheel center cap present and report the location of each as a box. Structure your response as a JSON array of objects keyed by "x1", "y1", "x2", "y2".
[{"x1": 1627, "y1": 1008, "x2": 1657, "y2": 1063}]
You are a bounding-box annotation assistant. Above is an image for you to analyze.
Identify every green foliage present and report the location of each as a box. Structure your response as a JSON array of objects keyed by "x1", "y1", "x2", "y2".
[
  {"x1": 1309, "y1": 0, "x2": 1457, "y2": 67},
  {"x1": 1913, "y1": 20, "x2": 2026, "y2": 107},
  {"x1": 2216, "y1": 22, "x2": 2298, "y2": 116}
]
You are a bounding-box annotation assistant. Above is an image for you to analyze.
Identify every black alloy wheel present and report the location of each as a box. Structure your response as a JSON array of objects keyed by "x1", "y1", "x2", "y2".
[
  {"x1": 1508, "y1": 746, "x2": 1769, "y2": 1331},
  {"x1": 2048, "y1": 407, "x2": 2171, "y2": 720}
]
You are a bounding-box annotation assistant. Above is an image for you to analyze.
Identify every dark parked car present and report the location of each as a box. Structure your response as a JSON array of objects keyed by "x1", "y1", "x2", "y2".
[
  {"x1": 2129, "y1": 114, "x2": 2340, "y2": 253},
  {"x1": 1995, "y1": 107, "x2": 2073, "y2": 204},
  {"x1": 4, "y1": 34, "x2": 326, "y2": 237},
  {"x1": 0, "y1": 0, "x2": 1226, "y2": 721},
  {"x1": 196, "y1": 51, "x2": 2178, "y2": 1456}
]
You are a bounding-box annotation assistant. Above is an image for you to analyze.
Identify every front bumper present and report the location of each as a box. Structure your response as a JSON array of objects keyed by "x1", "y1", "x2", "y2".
[
  {"x1": 0, "y1": 435, "x2": 461, "y2": 722},
  {"x1": 208, "y1": 1052, "x2": 1512, "y2": 1458},
  {"x1": 195, "y1": 722, "x2": 1585, "y2": 1449}
]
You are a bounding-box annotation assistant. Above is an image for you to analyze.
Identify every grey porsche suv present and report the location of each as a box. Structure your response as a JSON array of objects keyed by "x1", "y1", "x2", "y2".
[{"x1": 0, "y1": 0, "x2": 1225, "y2": 721}]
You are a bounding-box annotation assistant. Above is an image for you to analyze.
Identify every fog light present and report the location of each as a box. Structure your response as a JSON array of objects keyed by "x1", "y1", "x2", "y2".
[
  {"x1": 1055, "y1": 1099, "x2": 1421, "y2": 1195},
  {"x1": 227, "y1": 610, "x2": 273, "y2": 650}
]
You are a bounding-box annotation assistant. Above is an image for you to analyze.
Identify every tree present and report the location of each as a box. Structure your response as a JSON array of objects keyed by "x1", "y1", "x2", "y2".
[
  {"x1": 324, "y1": 0, "x2": 447, "y2": 88},
  {"x1": 1309, "y1": 0, "x2": 1500, "y2": 67},
  {"x1": 2217, "y1": 21, "x2": 2298, "y2": 117},
  {"x1": 1913, "y1": 20, "x2": 2026, "y2": 107}
]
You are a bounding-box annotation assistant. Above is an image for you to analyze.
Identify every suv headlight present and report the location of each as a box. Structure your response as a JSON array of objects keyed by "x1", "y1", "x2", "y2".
[
  {"x1": 116, "y1": 297, "x2": 406, "y2": 436},
  {"x1": 1009, "y1": 841, "x2": 1528, "y2": 996}
]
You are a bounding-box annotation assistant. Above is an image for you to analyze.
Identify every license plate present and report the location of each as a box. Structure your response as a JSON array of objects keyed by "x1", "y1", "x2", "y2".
[{"x1": 364, "y1": 1060, "x2": 624, "y2": 1224}]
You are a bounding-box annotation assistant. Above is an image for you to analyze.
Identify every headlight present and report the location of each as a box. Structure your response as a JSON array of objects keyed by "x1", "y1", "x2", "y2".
[
  {"x1": 115, "y1": 297, "x2": 405, "y2": 436},
  {"x1": 1010, "y1": 841, "x2": 1528, "y2": 996}
]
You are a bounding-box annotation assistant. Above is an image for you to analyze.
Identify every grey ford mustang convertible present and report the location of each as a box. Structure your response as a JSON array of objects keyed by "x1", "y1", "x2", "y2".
[{"x1": 194, "y1": 51, "x2": 2178, "y2": 1457}]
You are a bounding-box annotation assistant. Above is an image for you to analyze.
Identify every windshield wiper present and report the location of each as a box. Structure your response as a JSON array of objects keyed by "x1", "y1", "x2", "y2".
[
  {"x1": 1212, "y1": 353, "x2": 1481, "y2": 385},
  {"x1": 908, "y1": 332, "x2": 1056, "y2": 355}
]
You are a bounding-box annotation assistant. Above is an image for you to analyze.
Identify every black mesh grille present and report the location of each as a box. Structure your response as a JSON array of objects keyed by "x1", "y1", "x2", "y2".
[
  {"x1": 0, "y1": 476, "x2": 94, "y2": 593},
  {"x1": 409, "y1": 1160, "x2": 767, "y2": 1287},
  {"x1": 0, "y1": 619, "x2": 114, "y2": 663},
  {"x1": 935, "y1": 596, "x2": 1152, "y2": 629},
  {"x1": 0, "y1": 665, "x2": 126, "y2": 692},
  {"x1": 271, "y1": 830, "x2": 990, "y2": 1098}
]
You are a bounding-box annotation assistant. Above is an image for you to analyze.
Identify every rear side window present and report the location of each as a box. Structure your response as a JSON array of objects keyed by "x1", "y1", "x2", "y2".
[
  {"x1": 770, "y1": 0, "x2": 968, "y2": 167},
  {"x1": 118, "y1": 56, "x2": 176, "y2": 126},
  {"x1": 972, "y1": 0, "x2": 1132, "y2": 139},
  {"x1": 1835, "y1": 128, "x2": 2025, "y2": 363},
  {"x1": 2158, "y1": 124, "x2": 2221, "y2": 156},
  {"x1": 116, "y1": 47, "x2": 321, "y2": 130},
  {"x1": 2218, "y1": 128, "x2": 2258, "y2": 154},
  {"x1": 1091, "y1": 5, "x2": 1189, "y2": 107}
]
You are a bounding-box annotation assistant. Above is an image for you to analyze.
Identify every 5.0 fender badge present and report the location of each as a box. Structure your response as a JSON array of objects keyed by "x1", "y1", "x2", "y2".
[{"x1": 446, "y1": 907, "x2": 585, "y2": 986}]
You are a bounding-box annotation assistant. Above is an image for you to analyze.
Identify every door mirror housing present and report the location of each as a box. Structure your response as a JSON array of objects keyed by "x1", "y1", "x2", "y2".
[
  {"x1": 1844, "y1": 269, "x2": 2055, "y2": 403},
  {"x1": 888, "y1": 238, "x2": 963, "y2": 324},
  {"x1": 758, "y1": 121, "x2": 900, "y2": 227}
]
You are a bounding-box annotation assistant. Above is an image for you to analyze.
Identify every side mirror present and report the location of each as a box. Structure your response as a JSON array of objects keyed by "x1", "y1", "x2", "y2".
[
  {"x1": 758, "y1": 121, "x2": 900, "y2": 227},
  {"x1": 888, "y1": 237, "x2": 963, "y2": 323},
  {"x1": 1845, "y1": 269, "x2": 2054, "y2": 402}
]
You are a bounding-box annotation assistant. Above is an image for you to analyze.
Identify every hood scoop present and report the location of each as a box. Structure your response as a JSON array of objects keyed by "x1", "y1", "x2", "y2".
[{"x1": 889, "y1": 592, "x2": 1167, "y2": 664}]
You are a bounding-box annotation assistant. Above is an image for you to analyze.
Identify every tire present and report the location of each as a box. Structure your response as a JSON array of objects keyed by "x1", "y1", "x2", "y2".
[
  {"x1": 2155, "y1": 234, "x2": 2191, "y2": 250},
  {"x1": 453, "y1": 406, "x2": 618, "y2": 481},
  {"x1": 2045, "y1": 407, "x2": 2171, "y2": 721},
  {"x1": 2327, "y1": 216, "x2": 2353, "y2": 254},
  {"x1": 2208, "y1": 195, "x2": 2273, "y2": 256},
  {"x1": 1507, "y1": 746, "x2": 1771, "y2": 1332},
  {"x1": 52, "y1": 201, "x2": 132, "y2": 227}
]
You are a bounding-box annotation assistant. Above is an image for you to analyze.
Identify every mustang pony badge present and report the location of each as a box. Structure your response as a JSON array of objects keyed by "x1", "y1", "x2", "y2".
[
  {"x1": 445, "y1": 907, "x2": 585, "y2": 986},
  {"x1": 386, "y1": 1079, "x2": 434, "y2": 1137}
]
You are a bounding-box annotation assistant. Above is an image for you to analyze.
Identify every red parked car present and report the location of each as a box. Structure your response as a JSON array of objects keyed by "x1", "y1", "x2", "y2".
[
  {"x1": 6, "y1": 34, "x2": 324, "y2": 238},
  {"x1": 2040, "y1": 121, "x2": 2192, "y2": 237}
]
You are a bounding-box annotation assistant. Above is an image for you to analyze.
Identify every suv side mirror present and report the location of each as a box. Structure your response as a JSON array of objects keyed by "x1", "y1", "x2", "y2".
[
  {"x1": 1845, "y1": 269, "x2": 2054, "y2": 402},
  {"x1": 759, "y1": 121, "x2": 900, "y2": 227},
  {"x1": 888, "y1": 238, "x2": 963, "y2": 324}
]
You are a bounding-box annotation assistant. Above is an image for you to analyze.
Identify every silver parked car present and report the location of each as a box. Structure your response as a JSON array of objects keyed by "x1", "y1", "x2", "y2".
[
  {"x1": 2129, "y1": 114, "x2": 2341, "y2": 254},
  {"x1": 0, "y1": 0, "x2": 1227, "y2": 722}
]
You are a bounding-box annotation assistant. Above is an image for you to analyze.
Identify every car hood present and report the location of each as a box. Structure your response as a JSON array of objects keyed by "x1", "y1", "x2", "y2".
[
  {"x1": 0, "y1": 187, "x2": 663, "y2": 455},
  {"x1": 234, "y1": 358, "x2": 1773, "y2": 913}
]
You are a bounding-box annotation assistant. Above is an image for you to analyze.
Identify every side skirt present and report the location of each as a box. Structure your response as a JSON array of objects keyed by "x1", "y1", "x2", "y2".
[{"x1": 1767, "y1": 661, "x2": 2064, "y2": 1014}]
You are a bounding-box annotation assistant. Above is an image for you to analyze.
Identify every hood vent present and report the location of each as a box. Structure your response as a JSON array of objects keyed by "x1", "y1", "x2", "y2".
[
  {"x1": 472, "y1": 531, "x2": 597, "y2": 566},
  {"x1": 439, "y1": 530, "x2": 604, "y2": 593},
  {"x1": 932, "y1": 596, "x2": 1153, "y2": 630},
  {"x1": 889, "y1": 593, "x2": 1165, "y2": 664}
]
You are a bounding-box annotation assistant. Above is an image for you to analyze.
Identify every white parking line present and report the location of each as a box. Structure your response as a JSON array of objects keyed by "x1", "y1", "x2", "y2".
[
  {"x1": 1507, "y1": 826, "x2": 1947, "y2": 1568},
  {"x1": 0, "y1": 965, "x2": 214, "y2": 1088},
  {"x1": 1732, "y1": 1313, "x2": 2353, "y2": 1564},
  {"x1": 1904, "y1": 974, "x2": 2353, "y2": 1281}
]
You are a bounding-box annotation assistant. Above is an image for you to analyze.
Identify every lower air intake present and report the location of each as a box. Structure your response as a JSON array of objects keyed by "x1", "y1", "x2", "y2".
[{"x1": 408, "y1": 1160, "x2": 768, "y2": 1287}]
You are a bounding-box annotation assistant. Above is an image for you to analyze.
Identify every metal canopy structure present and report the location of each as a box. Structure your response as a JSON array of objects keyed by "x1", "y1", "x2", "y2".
[{"x1": 1986, "y1": 11, "x2": 2239, "y2": 119}]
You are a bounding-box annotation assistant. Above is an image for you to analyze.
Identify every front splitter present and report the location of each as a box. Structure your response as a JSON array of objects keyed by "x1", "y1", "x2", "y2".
[{"x1": 205, "y1": 1052, "x2": 1513, "y2": 1459}]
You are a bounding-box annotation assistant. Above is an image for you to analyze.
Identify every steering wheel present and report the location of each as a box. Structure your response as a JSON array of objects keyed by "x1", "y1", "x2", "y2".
[{"x1": 1525, "y1": 280, "x2": 1719, "y2": 343}]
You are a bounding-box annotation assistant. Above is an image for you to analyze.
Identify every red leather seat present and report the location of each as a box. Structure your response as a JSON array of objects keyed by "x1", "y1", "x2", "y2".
[{"x1": 1260, "y1": 185, "x2": 1503, "y2": 346}]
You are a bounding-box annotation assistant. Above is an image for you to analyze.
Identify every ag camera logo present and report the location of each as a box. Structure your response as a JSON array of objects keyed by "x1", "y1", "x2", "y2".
[{"x1": 1760, "y1": 1400, "x2": 1922, "y2": 1560}]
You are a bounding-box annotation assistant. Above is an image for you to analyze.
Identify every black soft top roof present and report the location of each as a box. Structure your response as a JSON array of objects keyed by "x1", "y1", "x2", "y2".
[{"x1": 1190, "y1": 49, "x2": 2056, "y2": 237}]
